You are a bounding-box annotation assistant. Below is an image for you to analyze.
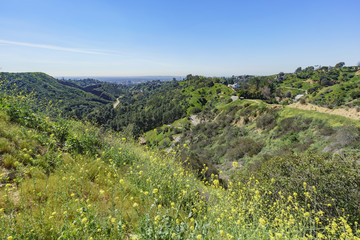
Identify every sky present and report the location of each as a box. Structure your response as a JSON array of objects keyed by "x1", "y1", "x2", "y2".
[{"x1": 0, "y1": 0, "x2": 359, "y2": 77}]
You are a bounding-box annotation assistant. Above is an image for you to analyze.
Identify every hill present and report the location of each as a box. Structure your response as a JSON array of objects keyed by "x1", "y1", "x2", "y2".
[
  {"x1": 0, "y1": 82, "x2": 359, "y2": 239},
  {"x1": 0, "y1": 72, "x2": 126, "y2": 119}
]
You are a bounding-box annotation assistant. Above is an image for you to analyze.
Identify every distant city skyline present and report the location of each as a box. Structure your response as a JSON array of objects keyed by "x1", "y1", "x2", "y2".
[{"x1": 1, "y1": 0, "x2": 359, "y2": 76}]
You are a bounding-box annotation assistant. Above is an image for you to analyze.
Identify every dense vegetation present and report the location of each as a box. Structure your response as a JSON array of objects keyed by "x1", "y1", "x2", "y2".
[{"x1": 0, "y1": 81, "x2": 359, "y2": 239}]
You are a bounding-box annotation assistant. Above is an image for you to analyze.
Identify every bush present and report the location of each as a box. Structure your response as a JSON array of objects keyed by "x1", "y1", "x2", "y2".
[
  {"x1": 225, "y1": 138, "x2": 263, "y2": 161},
  {"x1": 350, "y1": 89, "x2": 360, "y2": 99},
  {"x1": 237, "y1": 152, "x2": 360, "y2": 224},
  {"x1": 190, "y1": 107, "x2": 201, "y2": 114},
  {"x1": 331, "y1": 126, "x2": 360, "y2": 148},
  {"x1": 256, "y1": 110, "x2": 278, "y2": 130}
]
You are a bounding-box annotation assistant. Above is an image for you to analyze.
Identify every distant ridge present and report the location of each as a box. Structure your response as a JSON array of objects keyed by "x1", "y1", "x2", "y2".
[{"x1": 56, "y1": 76, "x2": 184, "y2": 84}]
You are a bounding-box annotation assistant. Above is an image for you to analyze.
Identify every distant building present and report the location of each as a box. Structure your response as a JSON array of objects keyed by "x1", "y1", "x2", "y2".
[
  {"x1": 228, "y1": 83, "x2": 239, "y2": 89},
  {"x1": 294, "y1": 94, "x2": 304, "y2": 102}
]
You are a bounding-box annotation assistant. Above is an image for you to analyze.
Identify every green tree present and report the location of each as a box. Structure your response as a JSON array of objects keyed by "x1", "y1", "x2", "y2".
[{"x1": 335, "y1": 62, "x2": 345, "y2": 68}]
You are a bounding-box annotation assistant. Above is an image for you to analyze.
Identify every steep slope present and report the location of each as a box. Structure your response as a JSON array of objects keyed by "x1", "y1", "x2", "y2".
[
  {"x1": 0, "y1": 72, "x2": 128, "y2": 119},
  {"x1": 144, "y1": 98, "x2": 360, "y2": 173}
]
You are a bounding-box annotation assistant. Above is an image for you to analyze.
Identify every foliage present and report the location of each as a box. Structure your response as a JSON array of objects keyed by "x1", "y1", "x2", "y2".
[
  {"x1": 237, "y1": 152, "x2": 360, "y2": 224},
  {"x1": 0, "y1": 84, "x2": 360, "y2": 239}
]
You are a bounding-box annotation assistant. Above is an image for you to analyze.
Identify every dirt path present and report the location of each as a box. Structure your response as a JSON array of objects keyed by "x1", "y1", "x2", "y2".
[
  {"x1": 288, "y1": 102, "x2": 360, "y2": 120},
  {"x1": 113, "y1": 98, "x2": 120, "y2": 109}
]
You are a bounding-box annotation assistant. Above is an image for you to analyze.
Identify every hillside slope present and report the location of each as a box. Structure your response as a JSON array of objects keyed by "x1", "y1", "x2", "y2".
[
  {"x1": 0, "y1": 88, "x2": 359, "y2": 239},
  {"x1": 0, "y1": 72, "x2": 127, "y2": 119}
]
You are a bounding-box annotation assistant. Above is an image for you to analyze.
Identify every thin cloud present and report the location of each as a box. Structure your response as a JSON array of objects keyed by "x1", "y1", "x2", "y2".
[{"x1": 0, "y1": 39, "x2": 109, "y2": 55}]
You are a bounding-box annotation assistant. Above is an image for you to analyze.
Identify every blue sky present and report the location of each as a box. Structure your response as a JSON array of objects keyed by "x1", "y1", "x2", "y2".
[{"x1": 1, "y1": 0, "x2": 359, "y2": 76}]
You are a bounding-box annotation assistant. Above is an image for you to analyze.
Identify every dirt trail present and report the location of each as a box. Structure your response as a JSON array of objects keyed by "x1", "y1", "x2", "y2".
[
  {"x1": 113, "y1": 98, "x2": 120, "y2": 109},
  {"x1": 288, "y1": 102, "x2": 360, "y2": 120}
]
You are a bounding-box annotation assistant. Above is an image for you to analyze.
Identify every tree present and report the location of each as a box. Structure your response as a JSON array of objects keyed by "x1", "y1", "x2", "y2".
[
  {"x1": 335, "y1": 62, "x2": 345, "y2": 68},
  {"x1": 295, "y1": 67, "x2": 302, "y2": 73},
  {"x1": 285, "y1": 91, "x2": 292, "y2": 98}
]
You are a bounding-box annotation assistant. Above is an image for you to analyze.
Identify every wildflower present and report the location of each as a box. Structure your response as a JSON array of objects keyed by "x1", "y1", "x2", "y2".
[
  {"x1": 219, "y1": 230, "x2": 225, "y2": 236},
  {"x1": 119, "y1": 179, "x2": 124, "y2": 184},
  {"x1": 259, "y1": 218, "x2": 266, "y2": 225},
  {"x1": 317, "y1": 233, "x2": 325, "y2": 239},
  {"x1": 304, "y1": 212, "x2": 310, "y2": 218},
  {"x1": 153, "y1": 188, "x2": 158, "y2": 194},
  {"x1": 196, "y1": 235, "x2": 202, "y2": 240},
  {"x1": 99, "y1": 189, "x2": 105, "y2": 195},
  {"x1": 111, "y1": 218, "x2": 116, "y2": 223},
  {"x1": 171, "y1": 233, "x2": 176, "y2": 238},
  {"x1": 275, "y1": 233, "x2": 282, "y2": 239},
  {"x1": 81, "y1": 217, "x2": 87, "y2": 224},
  {"x1": 232, "y1": 161, "x2": 238, "y2": 168},
  {"x1": 7, "y1": 236, "x2": 13, "y2": 240},
  {"x1": 317, "y1": 210, "x2": 324, "y2": 216},
  {"x1": 133, "y1": 203, "x2": 138, "y2": 208}
]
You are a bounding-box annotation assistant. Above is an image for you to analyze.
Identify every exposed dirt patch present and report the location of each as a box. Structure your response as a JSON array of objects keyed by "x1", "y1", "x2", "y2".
[
  {"x1": 213, "y1": 110, "x2": 224, "y2": 121},
  {"x1": 306, "y1": 78, "x2": 315, "y2": 84},
  {"x1": 234, "y1": 117, "x2": 245, "y2": 127},
  {"x1": 231, "y1": 96, "x2": 239, "y2": 101},
  {"x1": 288, "y1": 102, "x2": 360, "y2": 120},
  {"x1": 190, "y1": 115, "x2": 201, "y2": 126},
  {"x1": 356, "y1": 70, "x2": 360, "y2": 76}
]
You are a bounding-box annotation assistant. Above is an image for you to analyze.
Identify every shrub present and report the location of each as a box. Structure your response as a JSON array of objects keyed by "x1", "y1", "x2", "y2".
[
  {"x1": 350, "y1": 89, "x2": 360, "y2": 99},
  {"x1": 237, "y1": 152, "x2": 360, "y2": 224},
  {"x1": 256, "y1": 110, "x2": 278, "y2": 130},
  {"x1": 331, "y1": 126, "x2": 360, "y2": 148}
]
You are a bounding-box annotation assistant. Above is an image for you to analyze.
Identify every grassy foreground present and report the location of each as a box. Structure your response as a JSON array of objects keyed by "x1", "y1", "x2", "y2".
[{"x1": 0, "y1": 93, "x2": 359, "y2": 239}]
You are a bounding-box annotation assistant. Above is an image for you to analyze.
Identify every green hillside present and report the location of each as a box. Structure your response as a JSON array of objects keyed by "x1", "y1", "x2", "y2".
[
  {"x1": 0, "y1": 78, "x2": 359, "y2": 239},
  {"x1": 0, "y1": 72, "x2": 126, "y2": 119}
]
